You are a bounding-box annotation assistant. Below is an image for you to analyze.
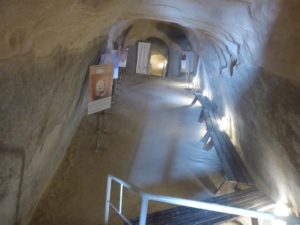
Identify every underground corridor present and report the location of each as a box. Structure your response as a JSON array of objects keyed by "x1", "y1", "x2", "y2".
[{"x1": 1, "y1": 1, "x2": 300, "y2": 225}]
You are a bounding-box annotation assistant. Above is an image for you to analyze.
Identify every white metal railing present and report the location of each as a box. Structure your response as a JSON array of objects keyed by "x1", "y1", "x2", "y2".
[
  {"x1": 104, "y1": 175, "x2": 300, "y2": 225},
  {"x1": 104, "y1": 175, "x2": 139, "y2": 225}
]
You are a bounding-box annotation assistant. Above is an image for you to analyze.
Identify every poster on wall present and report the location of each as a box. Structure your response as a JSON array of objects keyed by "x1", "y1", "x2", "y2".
[
  {"x1": 136, "y1": 42, "x2": 151, "y2": 74},
  {"x1": 88, "y1": 64, "x2": 113, "y2": 115},
  {"x1": 181, "y1": 59, "x2": 187, "y2": 72},
  {"x1": 181, "y1": 51, "x2": 194, "y2": 73},
  {"x1": 186, "y1": 51, "x2": 194, "y2": 73}
]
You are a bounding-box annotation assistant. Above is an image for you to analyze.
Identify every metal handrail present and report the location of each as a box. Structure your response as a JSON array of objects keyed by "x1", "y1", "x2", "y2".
[
  {"x1": 105, "y1": 175, "x2": 140, "y2": 225},
  {"x1": 105, "y1": 175, "x2": 300, "y2": 225}
]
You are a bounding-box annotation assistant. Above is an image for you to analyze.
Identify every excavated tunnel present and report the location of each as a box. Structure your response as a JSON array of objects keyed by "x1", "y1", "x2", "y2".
[{"x1": 1, "y1": 1, "x2": 300, "y2": 225}]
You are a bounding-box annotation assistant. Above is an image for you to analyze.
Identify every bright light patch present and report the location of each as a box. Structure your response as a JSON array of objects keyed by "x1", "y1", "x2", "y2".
[
  {"x1": 272, "y1": 202, "x2": 290, "y2": 225},
  {"x1": 203, "y1": 89, "x2": 209, "y2": 98},
  {"x1": 192, "y1": 76, "x2": 199, "y2": 88},
  {"x1": 158, "y1": 62, "x2": 165, "y2": 69},
  {"x1": 150, "y1": 54, "x2": 167, "y2": 76},
  {"x1": 273, "y1": 202, "x2": 289, "y2": 217},
  {"x1": 218, "y1": 116, "x2": 230, "y2": 132}
]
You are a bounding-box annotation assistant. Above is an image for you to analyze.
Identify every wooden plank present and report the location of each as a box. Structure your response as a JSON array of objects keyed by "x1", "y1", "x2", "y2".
[
  {"x1": 210, "y1": 131, "x2": 237, "y2": 181},
  {"x1": 204, "y1": 110, "x2": 253, "y2": 184},
  {"x1": 198, "y1": 107, "x2": 205, "y2": 123},
  {"x1": 200, "y1": 131, "x2": 210, "y2": 144},
  {"x1": 214, "y1": 131, "x2": 249, "y2": 183},
  {"x1": 221, "y1": 131, "x2": 254, "y2": 184},
  {"x1": 204, "y1": 109, "x2": 238, "y2": 180},
  {"x1": 127, "y1": 188, "x2": 272, "y2": 225},
  {"x1": 203, "y1": 109, "x2": 214, "y2": 131},
  {"x1": 205, "y1": 111, "x2": 236, "y2": 180},
  {"x1": 203, "y1": 138, "x2": 214, "y2": 151},
  {"x1": 213, "y1": 128, "x2": 252, "y2": 182},
  {"x1": 210, "y1": 112, "x2": 244, "y2": 182},
  {"x1": 190, "y1": 95, "x2": 197, "y2": 105},
  {"x1": 195, "y1": 94, "x2": 217, "y2": 111}
]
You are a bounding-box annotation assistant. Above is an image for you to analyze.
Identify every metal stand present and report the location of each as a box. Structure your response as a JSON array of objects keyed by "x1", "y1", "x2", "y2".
[
  {"x1": 185, "y1": 70, "x2": 190, "y2": 89},
  {"x1": 185, "y1": 58, "x2": 192, "y2": 90},
  {"x1": 95, "y1": 111, "x2": 108, "y2": 152}
]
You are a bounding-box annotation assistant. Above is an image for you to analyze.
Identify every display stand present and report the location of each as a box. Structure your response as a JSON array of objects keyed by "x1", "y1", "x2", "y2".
[
  {"x1": 185, "y1": 69, "x2": 191, "y2": 89},
  {"x1": 95, "y1": 111, "x2": 108, "y2": 152}
]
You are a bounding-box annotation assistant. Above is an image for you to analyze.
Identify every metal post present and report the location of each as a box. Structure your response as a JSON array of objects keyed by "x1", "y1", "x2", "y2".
[
  {"x1": 119, "y1": 184, "x2": 123, "y2": 214},
  {"x1": 139, "y1": 196, "x2": 149, "y2": 225},
  {"x1": 95, "y1": 112, "x2": 101, "y2": 152},
  {"x1": 103, "y1": 175, "x2": 300, "y2": 225},
  {"x1": 104, "y1": 176, "x2": 112, "y2": 224},
  {"x1": 95, "y1": 111, "x2": 107, "y2": 152},
  {"x1": 251, "y1": 218, "x2": 260, "y2": 225},
  {"x1": 102, "y1": 111, "x2": 108, "y2": 133},
  {"x1": 185, "y1": 69, "x2": 189, "y2": 89}
]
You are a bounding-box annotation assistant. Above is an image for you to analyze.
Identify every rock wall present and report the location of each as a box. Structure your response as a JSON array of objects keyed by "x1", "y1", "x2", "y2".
[
  {"x1": 196, "y1": 0, "x2": 300, "y2": 213},
  {"x1": 0, "y1": 41, "x2": 104, "y2": 225},
  {"x1": 200, "y1": 61, "x2": 300, "y2": 213},
  {"x1": 0, "y1": 1, "x2": 121, "y2": 224},
  {"x1": 1, "y1": 0, "x2": 300, "y2": 224}
]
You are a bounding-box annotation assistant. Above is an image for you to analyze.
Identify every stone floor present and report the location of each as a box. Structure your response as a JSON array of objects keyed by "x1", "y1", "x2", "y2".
[{"x1": 30, "y1": 74, "x2": 224, "y2": 225}]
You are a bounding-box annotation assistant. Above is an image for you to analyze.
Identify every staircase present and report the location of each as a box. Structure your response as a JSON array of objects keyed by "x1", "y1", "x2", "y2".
[
  {"x1": 125, "y1": 188, "x2": 272, "y2": 225},
  {"x1": 105, "y1": 175, "x2": 300, "y2": 225}
]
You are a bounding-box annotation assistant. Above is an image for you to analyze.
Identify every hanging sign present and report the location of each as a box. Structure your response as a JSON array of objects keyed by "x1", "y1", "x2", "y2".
[{"x1": 88, "y1": 64, "x2": 113, "y2": 115}]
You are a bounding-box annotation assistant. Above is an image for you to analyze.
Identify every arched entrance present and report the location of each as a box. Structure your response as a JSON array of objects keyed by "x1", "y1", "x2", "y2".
[{"x1": 146, "y1": 37, "x2": 169, "y2": 77}]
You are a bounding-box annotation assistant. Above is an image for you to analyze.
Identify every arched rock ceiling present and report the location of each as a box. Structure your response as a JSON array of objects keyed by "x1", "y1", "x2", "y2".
[
  {"x1": 107, "y1": 19, "x2": 191, "y2": 52},
  {"x1": 124, "y1": 0, "x2": 299, "y2": 80},
  {"x1": 1, "y1": 0, "x2": 299, "y2": 80}
]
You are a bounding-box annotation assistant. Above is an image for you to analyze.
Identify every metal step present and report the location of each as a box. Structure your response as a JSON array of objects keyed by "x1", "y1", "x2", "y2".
[{"x1": 125, "y1": 188, "x2": 273, "y2": 225}]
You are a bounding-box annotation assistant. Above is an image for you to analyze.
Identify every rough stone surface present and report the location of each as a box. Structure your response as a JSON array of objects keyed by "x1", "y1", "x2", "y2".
[
  {"x1": 0, "y1": 42, "x2": 102, "y2": 225},
  {"x1": 0, "y1": 0, "x2": 300, "y2": 224},
  {"x1": 200, "y1": 61, "x2": 300, "y2": 213}
]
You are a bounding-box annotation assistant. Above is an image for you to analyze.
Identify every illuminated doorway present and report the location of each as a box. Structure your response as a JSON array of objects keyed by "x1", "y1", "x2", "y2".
[{"x1": 147, "y1": 37, "x2": 169, "y2": 77}]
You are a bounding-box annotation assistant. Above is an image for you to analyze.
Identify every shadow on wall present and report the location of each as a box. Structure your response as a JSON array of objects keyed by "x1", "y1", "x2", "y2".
[
  {"x1": 243, "y1": 0, "x2": 300, "y2": 213},
  {"x1": 0, "y1": 144, "x2": 25, "y2": 225},
  {"x1": 0, "y1": 37, "x2": 105, "y2": 225},
  {"x1": 198, "y1": 0, "x2": 300, "y2": 214},
  {"x1": 235, "y1": 67, "x2": 300, "y2": 213}
]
